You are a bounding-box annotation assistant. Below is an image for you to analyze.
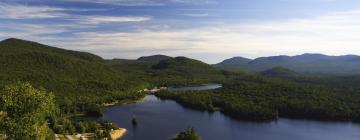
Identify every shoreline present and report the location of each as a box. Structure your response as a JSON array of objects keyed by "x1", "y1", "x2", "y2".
[
  {"x1": 54, "y1": 128, "x2": 127, "y2": 140},
  {"x1": 111, "y1": 128, "x2": 127, "y2": 140}
]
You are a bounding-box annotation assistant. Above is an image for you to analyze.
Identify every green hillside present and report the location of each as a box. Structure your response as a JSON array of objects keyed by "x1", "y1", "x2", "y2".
[
  {"x1": 137, "y1": 54, "x2": 172, "y2": 62},
  {"x1": 151, "y1": 57, "x2": 225, "y2": 85},
  {"x1": 214, "y1": 56, "x2": 251, "y2": 68},
  {"x1": 0, "y1": 38, "x2": 146, "y2": 114},
  {"x1": 261, "y1": 66, "x2": 298, "y2": 77},
  {"x1": 108, "y1": 56, "x2": 226, "y2": 86}
]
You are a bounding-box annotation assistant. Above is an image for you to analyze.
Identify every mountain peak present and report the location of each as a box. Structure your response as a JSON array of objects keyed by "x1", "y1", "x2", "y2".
[
  {"x1": 137, "y1": 54, "x2": 172, "y2": 62},
  {"x1": 152, "y1": 56, "x2": 210, "y2": 69},
  {"x1": 215, "y1": 56, "x2": 251, "y2": 68},
  {"x1": 229, "y1": 56, "x2": 252, "y2": 61},
  {"x1": 1, "y1": 38, "x2": 35, "y2": 43},
  {"x1": 0, "y1": 38, "x2": 49, "y2": 49},
  {"x1": 295, "y1": 53, "x2": 328, "y2": 59}
]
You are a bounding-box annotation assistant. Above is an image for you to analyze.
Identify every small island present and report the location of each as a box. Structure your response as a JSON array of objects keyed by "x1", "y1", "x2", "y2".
[{"x1": 132, "y1": 116, "x2": 139, "y2": 126}]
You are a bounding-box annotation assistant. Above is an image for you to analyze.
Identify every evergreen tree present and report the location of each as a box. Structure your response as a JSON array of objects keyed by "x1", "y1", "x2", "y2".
[{"x1": 172, "y1": 127, "x2": 201, "y2": 140}]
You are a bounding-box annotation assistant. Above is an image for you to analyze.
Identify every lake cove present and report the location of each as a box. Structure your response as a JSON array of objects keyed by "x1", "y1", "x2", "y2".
[{"x1": 101, "y1": 95, "x2": 360, "y2": 140}]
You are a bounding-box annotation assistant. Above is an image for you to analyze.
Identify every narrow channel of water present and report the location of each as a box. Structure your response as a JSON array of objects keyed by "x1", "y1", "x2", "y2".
[{"x1": 168, "y1": 83, "x2": 222, "y2": 91}]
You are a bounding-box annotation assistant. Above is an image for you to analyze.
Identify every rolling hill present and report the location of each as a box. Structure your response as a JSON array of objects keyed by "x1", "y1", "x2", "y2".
[
  {"x1": 0, "y1": 38, "x2": 125, "y2": 90},
  {"x1": 108, "y1": 56, "x2": 226, "y2": 86},
  {"x1": 260, "y1": 66, "x2": 299, "y2": 77},
  {"x1": 137, "y1": 54, "x2": 172, "y2": 62},
  {"x1": 0, "y1": 38, "x2": 147, "y2": 114},
  {"x1": 215, "y1": 53, "x2": 360, "y2": 75}
]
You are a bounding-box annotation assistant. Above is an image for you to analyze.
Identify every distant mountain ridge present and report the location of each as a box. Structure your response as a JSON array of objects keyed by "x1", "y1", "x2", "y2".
[
  {"x1": 4, "y1": 38, "x2": 360, "y2": 75},
  {"x1": 215, "y1": 53, "x2": 360, "y2": 75}
]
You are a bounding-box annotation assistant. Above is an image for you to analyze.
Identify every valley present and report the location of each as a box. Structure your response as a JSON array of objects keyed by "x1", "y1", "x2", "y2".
[{"x1": 1, "y1": 38, "x2": 360, "y2": 139}]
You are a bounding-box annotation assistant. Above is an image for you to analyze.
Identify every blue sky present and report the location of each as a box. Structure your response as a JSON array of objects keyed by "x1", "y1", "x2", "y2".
[{"x1": 1, "y1": 0, "x2": 360, "y2": 63}]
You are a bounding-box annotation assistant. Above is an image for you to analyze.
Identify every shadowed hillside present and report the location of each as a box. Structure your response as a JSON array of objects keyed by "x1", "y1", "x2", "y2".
[
  {"x1": 108, "y1": 56, "x2": 226, "y2": 86},
  {"x1": 137, "y1": 54, "x2": 172, "y2": 62},
  {"x1": 261, "y1": 67, "x2": 298, "y2": 77}
]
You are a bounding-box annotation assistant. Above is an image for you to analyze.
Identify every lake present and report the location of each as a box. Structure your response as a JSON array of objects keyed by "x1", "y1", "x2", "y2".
[
  {"x1": 101, "y1": 95, "x2": 360, "y2": 140},
  {"x1": 168, "y1": 83, "x2": 222, "y2": 91}
]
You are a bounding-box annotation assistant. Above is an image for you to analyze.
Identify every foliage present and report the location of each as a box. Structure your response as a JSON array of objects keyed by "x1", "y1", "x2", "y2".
[
  {"x1": 0, "y1": 82, "x2": 57, "y2": 139},
  {"x1": 172, "y1": 127, "x2": 201, "y2": 140},
  {"x1": 108, "y1": 56, "x2": 226, "y2": 86},
  {"x1": 0, "y1": 38, "x2": 147, "y2": 116},
  {"x1": 260, "y1": 66, "x2": 299, "y2": 77},
  {"x1": 157, "y1": 74, "x2": 360, "y2": 121},
  {"x1": 137, "y1": 55, "x2": 172, "y2": 62}
]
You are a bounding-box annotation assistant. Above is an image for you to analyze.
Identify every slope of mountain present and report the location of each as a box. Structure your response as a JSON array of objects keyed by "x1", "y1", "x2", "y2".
[
  {"x1": 0, "y1": 38, "x2": 122, "y2": 88},
  {"x1": 215, "y1": 57, "x2": 252, "y2": 68},
  {"x1": 216, "y1": 53, "x2": 360, "y2": 75},
  {"x1": 108, "y1": 56, "x2": 226, "y2": 86},
  {"x1": 0, "y1": 38, "x2": 147, "y2": 114},
  {"x1": 261, "y1": 66, "x2": 298, "y2": 77},
  {"x1": 137, "y1": 54, "x2": 172, "y2": 62}
]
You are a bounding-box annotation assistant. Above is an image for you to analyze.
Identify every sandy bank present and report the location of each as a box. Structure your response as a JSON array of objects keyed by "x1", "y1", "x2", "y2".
[{"x1": 111, "y1": 128, "x2": 127, "y2": 140}]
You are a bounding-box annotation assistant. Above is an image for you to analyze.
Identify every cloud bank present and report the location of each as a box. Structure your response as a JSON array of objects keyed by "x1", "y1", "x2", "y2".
[{"x1": 1, "y1": 1, "x2": 360, "y2": 63}]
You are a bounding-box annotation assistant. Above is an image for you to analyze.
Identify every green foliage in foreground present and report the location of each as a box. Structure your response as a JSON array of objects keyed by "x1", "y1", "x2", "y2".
[
  {"x1": 0, "y1": 82, "x2": 120, "y2": 139},
  {"x1": 172, "y1": 127, "x2": 201, "y2": 140},
  {"x1": 0, "y1": 82, "x2": 57, "y2": 140}
]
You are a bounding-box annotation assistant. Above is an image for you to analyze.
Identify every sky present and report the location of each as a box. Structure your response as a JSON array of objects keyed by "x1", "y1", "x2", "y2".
[{"x1": 1, "y1": 0, "x2": 360, "y2": 63}]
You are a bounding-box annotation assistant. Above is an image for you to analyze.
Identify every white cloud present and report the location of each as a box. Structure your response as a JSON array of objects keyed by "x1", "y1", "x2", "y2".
[
  {"x1": 76, "y1": 16, "x2": 152, "y2": 24},
  {"x1": 0, "y1": 23, "x2": 69, "y2": 37},
  {"x1": 2, "y1": 8, "x2": 360, "y2": 63},
  {"x1": 180, "y1": 13, "x2": 209, "y2": 17},
  {"x1": 57, "y1": 9, "x2": 360, "y2": 62},
  {"x1": 60, "y1": 0, "x2": 215, "y2": 6},
  {"x1": 0, "y1": 2, "x2": 67, "y2": 19},
  {"x1": 0, "y1": 2, "x2": 152, "y2": 25}
]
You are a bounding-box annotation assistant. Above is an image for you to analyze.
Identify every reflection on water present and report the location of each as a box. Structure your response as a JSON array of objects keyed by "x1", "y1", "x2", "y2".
[{"x1": 101, "y1": 95, "x2": 360, "y2": 140}]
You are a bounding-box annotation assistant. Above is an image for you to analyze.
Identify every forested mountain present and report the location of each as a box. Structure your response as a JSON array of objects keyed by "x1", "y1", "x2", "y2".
[
  {"x1": 214, "y1": 56, "x2": 251, "y2": 68},
  {"x1": 137, "y1": 54, "x2": 172, "y2": 62},
  {"x1": 215, "y1": 53, "x2": 360, "y2": 75},
  {"x1": 108, "y1": 56, "x2": 226, "y2": 86},
  {"x1": 260, "y1": 67, "x2": 299, "y2": 77},
  {"x1": 0, "y1": 38, "x2": 147, "y2": 114},
  {"x1": 0, "y1": 38, "x2": 149, "y2": 138}
]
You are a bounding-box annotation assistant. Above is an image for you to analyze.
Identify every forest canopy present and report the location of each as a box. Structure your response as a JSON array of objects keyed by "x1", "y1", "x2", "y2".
[{"x1": 0, "y1": 82, "x2": 57, "y2": 139}]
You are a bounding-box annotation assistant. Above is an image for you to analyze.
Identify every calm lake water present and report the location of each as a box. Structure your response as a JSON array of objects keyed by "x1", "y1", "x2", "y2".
[
  {"x1": 101, "y1": 95, "x2": 360, "y2": 140},
  {"x1": 168, "y1": 83, "x2": 222, "y2": 91}
]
